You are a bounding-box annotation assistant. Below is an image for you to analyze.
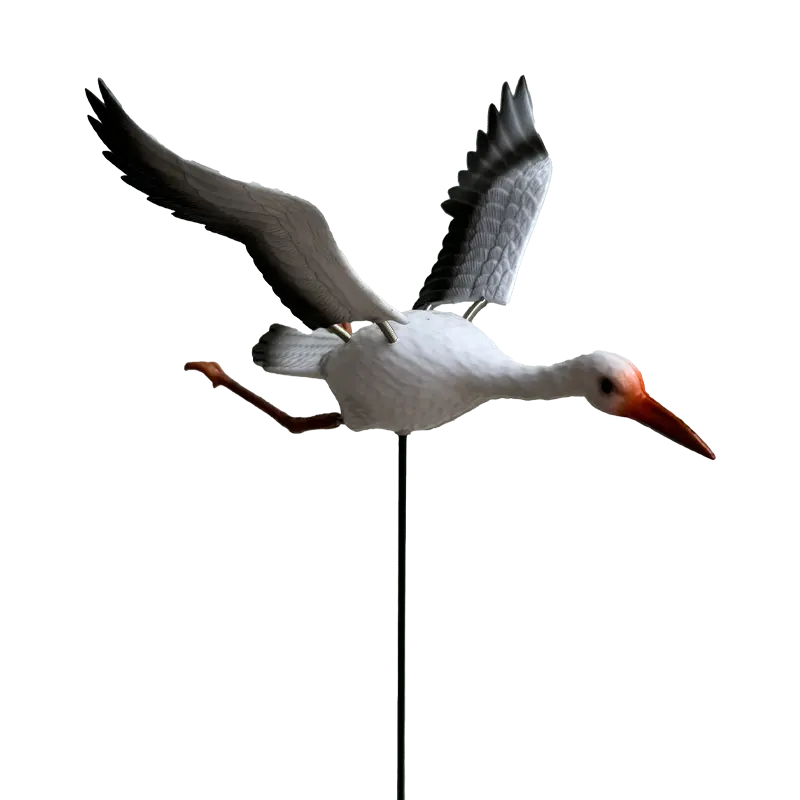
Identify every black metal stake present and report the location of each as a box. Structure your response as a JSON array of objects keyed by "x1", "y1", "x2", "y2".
[{"x1": 397, "y1": 434, "x2": 407, "y2": 800}]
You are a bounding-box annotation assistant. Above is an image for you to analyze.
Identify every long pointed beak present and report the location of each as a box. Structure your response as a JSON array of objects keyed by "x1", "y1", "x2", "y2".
[{"x1": 623, "y1": 394, "x2": 715, "y2": 460}]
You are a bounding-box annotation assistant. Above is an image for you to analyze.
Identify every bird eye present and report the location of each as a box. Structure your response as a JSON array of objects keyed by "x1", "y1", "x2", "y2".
[{"x1": 600, "y1": 377, "x2": 615, "y2": 394}]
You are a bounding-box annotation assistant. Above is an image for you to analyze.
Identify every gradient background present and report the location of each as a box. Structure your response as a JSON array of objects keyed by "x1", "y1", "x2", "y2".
[{"x1": 89, "y1": 83, "x2": 800, "y2": 800}]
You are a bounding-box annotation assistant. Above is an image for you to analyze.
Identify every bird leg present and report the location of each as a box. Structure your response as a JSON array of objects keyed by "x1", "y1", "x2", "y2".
[{"x1": 184, "y1": 361, "x2": 343, "y2": 434}]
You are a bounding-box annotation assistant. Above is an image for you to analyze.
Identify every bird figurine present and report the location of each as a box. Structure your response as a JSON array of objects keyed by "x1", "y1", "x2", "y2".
[{"x1": 85, "y1": 76, "x2": 714, "y2": 460}]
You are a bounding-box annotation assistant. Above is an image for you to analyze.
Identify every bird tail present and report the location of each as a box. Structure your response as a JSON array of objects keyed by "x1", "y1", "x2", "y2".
[{"x1": 252, "y1": 324, "x2": 343, "y2": 379}]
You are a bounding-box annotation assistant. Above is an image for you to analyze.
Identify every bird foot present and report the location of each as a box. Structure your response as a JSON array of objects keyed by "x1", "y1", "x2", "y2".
[{"x1": 184, "y1": 361, "x2": 228, "y2": 387}]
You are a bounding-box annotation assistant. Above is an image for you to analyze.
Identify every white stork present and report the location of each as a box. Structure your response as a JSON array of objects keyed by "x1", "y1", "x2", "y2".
[{"x1": 86, "y1": 77, "x2": 713, "y2": 459}]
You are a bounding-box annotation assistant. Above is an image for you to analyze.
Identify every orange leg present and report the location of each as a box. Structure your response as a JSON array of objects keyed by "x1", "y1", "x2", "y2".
[{"x1": 185, "y1": 361, "x2": 342, "y2": 434}]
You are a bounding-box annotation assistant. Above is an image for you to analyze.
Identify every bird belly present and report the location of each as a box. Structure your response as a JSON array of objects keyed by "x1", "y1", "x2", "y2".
[{"x1": 322, "y1": 311, "x2": 502, "y2": 434}]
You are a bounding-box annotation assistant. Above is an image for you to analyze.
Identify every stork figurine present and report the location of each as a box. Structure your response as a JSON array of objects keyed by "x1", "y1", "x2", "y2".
[{"x1": 86, "y1": 77, "x2": 713, "y2": 459}]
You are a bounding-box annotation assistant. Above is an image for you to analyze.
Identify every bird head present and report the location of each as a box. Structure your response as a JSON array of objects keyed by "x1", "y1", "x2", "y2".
[{"x1": 582, "y1": 351, "x2": 715, "y2": 459}]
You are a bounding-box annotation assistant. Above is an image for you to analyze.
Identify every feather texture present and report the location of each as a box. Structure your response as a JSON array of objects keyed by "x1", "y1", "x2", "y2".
[
  {"x1": 252, "y1": 324, "x2": 342, "y2": 379},
  {"x1": 414, "y1": 76, "x2": 551, "y2": 310},
  {"x1": 324, "y1": 311, "x2": 506, "y2": 433},
  {"x1": 86, "y1": 80, "x2": 406, "y2": 331}
]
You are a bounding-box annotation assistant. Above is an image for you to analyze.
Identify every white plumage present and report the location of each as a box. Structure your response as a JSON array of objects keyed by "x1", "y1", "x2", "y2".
[
  {"x1": 255, "y1": 312, "x2": 539, "y2": 433},
  {"x1": 324, "y1": 311, "x2": 508, "y2": 433}
]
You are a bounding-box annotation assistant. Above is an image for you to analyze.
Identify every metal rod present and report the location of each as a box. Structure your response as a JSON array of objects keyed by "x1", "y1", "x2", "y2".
[
  {"x1": 397, "y1": 433, "x2": 407, "y2": 800},
  {"x1": 378, "y1": 321, "x2": 399, "y2": 344},
  {"x1": 463, "y1": 298, "x2": 488, "y2": 322},
  {"x1": 327, "y1": 324, "x2": 352, "y2": 342}
]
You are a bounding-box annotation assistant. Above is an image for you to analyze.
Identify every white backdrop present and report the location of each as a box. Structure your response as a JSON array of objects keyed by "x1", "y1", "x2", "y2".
[{"x1": 0, "y1": 2, "x2": 797, "y2": 800}]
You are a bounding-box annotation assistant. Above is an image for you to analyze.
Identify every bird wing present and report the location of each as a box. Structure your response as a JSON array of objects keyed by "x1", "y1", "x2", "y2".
[
  {"x1": 86, "y1": 80, "x2": 407, "y2": 331},
  {"x1": 414, "y1": 77, "x2": 552, "y2": 310}
]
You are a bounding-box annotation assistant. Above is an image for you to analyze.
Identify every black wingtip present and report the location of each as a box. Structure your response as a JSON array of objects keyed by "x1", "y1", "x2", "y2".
[
  {"x1": 500, "y1": 81, "x2": 513, "y2": 109},
  {"x1": 85, "y1": 88, "x2": 105, "y2": 119},
  {"x1": 96, "y1": 78, "x2": 120, "y2": 111},
  {"x1": 486, "y1": 103, "x2": 499, "y2": 137}
]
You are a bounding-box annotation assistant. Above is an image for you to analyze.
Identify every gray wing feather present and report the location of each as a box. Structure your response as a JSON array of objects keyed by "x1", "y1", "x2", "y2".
[
  {"x1": 445, "y1": 161, "x2": 550, "y2": 303},
  {"x1": 86, "y1": 80, "x2": 406, "y2": 331},
  {"x1": 414, "y1": 77, "x2": 551, "y2": 310}
]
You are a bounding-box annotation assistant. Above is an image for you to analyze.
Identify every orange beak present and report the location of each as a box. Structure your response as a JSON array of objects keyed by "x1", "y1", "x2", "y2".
[{"x1": 623, "y1": 394, "x2": 715, "y2": 460}]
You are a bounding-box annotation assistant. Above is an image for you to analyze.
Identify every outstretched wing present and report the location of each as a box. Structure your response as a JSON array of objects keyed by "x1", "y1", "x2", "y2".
[
  {"x1": 86, "y1": 80, "x2": 406, "y2": 331},
  {"x1": 414, "y1": 76, "x2": 552, "y2": 310}
]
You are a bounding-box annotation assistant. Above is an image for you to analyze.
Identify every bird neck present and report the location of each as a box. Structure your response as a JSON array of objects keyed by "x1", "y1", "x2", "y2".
[{"x1": 487, "y1": 355, "x2": 589, "y2": 402}]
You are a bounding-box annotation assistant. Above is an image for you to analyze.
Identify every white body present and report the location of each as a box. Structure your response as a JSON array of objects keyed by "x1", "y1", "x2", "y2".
[
  {"x1": 324, "y1": 311, "x2": 507, "y2": 433},
  {"x1": 254, "y1": 312, "x2": 642, "y2": 435}
]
